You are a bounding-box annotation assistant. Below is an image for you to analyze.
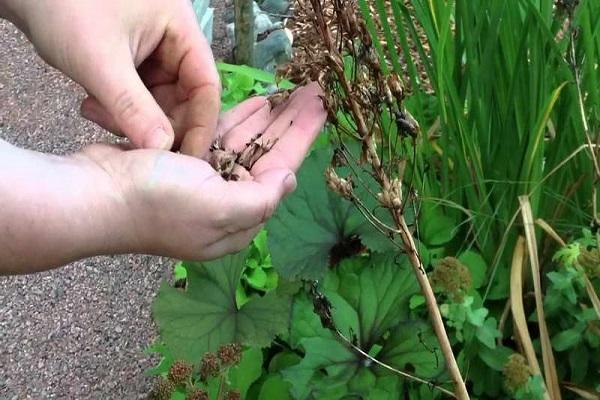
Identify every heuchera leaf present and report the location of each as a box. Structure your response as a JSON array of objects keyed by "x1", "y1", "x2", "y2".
[
  {"x1": 267, "y1": 148, "x2": 396, "y2": 280},
  {"x1": 152, "y1": 251, "x2": 293, "y2": 362},
  {"x1": 283, "y1": 255, "x2": 444, "y2": 399}
]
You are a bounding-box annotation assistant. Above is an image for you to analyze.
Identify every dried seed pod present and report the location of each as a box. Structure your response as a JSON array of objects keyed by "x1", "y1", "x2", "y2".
[
  {"x1": 267, "y1": 89, "x2": 292, "y2": 109},
  {"x1": 377, "y1": 178, "x2": 403, "y2": 210},
  {"x1": 217, "y1": 343, "x2": 243, "y2": 366},
  {"x1": 394, "y1": 109, "x2": 420, "y2": 138},
  {"x1": 578, "y1": 247, "x2": 600, "y2": 279},
  {"x1": 167, "y1": 360, "x2": 193, "y2": 385},
  {"x1": 237, "y1": 134, "x2": 278, "y2": 171},
  {"x1": 186, "y1": 389, "x2": 209, "y2": 400},
  {"x1": 325, "y1": 167, "x2": 354, "y2": 200},
  {"x1": 387, "y1": 74, "x2": 404, "y2": 102},
  {"x1": 149, "y1": 378, "x2": 175, "y2": 400},
  {"x1": 199, "y1": 352, "x2": 221, "y2": 381}
]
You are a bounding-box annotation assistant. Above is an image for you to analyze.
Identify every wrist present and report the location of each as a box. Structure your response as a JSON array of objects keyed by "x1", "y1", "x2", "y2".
[{"x1": 0, "y1": 141, "x2": 138, "y2": 273}]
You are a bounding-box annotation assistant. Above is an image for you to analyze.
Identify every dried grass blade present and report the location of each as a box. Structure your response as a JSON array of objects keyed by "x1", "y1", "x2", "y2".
[
  {"x1": 519, "y1": 196, "x2": 561, "y2": 400},
  {"x1": 563, "y1": 382, "x2": 600, "y2": 400},
  {"x1": 510, "y1": 236, "x2": 543, "y2": 376}
]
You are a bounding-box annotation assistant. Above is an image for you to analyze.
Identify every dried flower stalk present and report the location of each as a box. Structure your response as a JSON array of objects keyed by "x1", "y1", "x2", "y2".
[{"x1": 292, "y1": 1, "x2": 470, "y2": 398}]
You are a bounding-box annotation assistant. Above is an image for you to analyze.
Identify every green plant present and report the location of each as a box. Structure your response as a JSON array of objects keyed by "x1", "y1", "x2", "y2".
[
  {"x1": 148, "y1": 1, "x2": 600, "y2": 399},
  {"x1": 217, "y1": 62, "x2": 294, "y2": 110}
]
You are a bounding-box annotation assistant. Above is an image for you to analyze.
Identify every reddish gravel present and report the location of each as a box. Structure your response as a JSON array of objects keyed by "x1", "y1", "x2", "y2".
[{"x1": 0, "y1": 4, "x2": 232, "y2": 398}]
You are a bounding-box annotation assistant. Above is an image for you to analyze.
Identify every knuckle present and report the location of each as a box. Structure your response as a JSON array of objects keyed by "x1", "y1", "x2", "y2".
[{"x1": 112, "y1": 90, "x2": 140, "y2": 121}]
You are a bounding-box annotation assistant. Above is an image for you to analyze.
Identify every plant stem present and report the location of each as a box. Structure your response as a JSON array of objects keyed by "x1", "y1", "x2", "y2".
[
  {"x1": 234, "y1": 0, "x2": 254, "y2": 65},
  {"x1": 396, "y1": 216, "x2": 470, "y2": 399}
]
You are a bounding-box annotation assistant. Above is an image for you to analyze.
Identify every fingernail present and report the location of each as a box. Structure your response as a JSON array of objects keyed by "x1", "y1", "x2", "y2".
[
  {"x1": 283, "y1": 173, "x2": 297, "y2": 193},
  {"x1": 145, "y1": 127, "x2": 172, "y2": 150}
]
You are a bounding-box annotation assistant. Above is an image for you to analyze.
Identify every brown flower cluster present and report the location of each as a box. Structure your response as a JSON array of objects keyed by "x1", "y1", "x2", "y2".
[
  {"x1": 503, "y1": 354, "x2": 531, "y2": 393},
  {"x1": 430, "y1": 257, "x2": 472, "y2": 303}
]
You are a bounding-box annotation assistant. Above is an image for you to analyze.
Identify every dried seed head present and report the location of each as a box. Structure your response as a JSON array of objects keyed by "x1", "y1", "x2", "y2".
[
  {"x1": 267, "y1": 89, "x2": 292, "y2": 109},
  {"x1": 377, "y1": 178, "x2": 403, "y2": 210},
  {"x1": 325, "y1": 167, "x2": 354, "y2": 200},
  {"x1": 387, "y1": 74, "x2": 404, "y2": 101},
  {"x1": 186, "y1": 389, "x2": 209, "y2": 400},
  {"x1": 217, "y1": 343, "x2": 242, "y2": 366},
  {"x1": 200, "y1": 352, "x2": 221, "y2": 381},
  {"x1": 578, "y1": 247, "x2": 600, "y2": 279},
  {"x1": 149, "y1": 378, "x2": 175, "y2": 400},
  {"x1": 503, "y1": 354, "x2": 531, "y2": 393},
  {"x1": 167, "y1": 360, "x2": 194, "y2": 385},
  {"x1": 226, "y1": 390, "x2": 241, "y2": 400},
  {"x1": 430, "y1": 257, "x2": 472, "y2": 302}
]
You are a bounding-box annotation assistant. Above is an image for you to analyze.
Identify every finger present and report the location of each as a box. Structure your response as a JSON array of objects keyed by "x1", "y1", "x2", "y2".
[
  {"x1": 219, "y1": 168, "x2": 296, "y2": 231},
  {"x1": 201, "y1": 225, "x2": 263, "y2": 260},
  {"x1": 81, "y1": 97, "x2": 123, "y2": 136},
  {"x1": 82, "y1": 45, "x2": 175, "y2": 151},
  {"x1": 253, "y1": 83, "x2": 327, "y2": 174},
  {"x1": 160, "y1": 4, "x2": 221, "y2": 157},
  {"x1": 216, "y1": 96, "x2": 269, "y2": 139},
  {"x1": 220, "y1": 102, "x2": 272, "y2": 152}
]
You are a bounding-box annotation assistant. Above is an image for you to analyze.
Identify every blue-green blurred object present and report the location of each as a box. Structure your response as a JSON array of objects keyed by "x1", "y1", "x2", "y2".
[
  {"x1": 259, "y1": 0, "x2": 291, "y2": 16},
  {"x1": 192, "y1": 0, "x2": 214, "y2": 44},
  {"x1": 253, "y1": 29, "x2": 293, "y2": 72}
]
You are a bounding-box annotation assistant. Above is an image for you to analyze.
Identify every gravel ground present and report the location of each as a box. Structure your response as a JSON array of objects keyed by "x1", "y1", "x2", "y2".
[{"x1": 0, "y1": 4, "x2": 231, "y2": 398}]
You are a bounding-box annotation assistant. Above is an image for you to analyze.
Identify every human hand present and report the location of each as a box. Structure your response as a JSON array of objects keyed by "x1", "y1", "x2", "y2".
[
  {"x1": 4, "y1": 0, "x2": 220, "y2": 156},
  {"x1": 77, "y1": 83, "x2": 326, "y2": 261}
]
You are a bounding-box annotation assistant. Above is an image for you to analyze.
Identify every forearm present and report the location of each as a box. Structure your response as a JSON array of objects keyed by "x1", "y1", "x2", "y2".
[{"x1": 0, "y1": 140, "x2": 134, "y2": 274}]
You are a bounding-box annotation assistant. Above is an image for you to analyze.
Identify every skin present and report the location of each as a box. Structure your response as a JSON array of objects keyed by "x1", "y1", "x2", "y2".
[
  {"x1": 0, "y1": 0, "x2": 328, "y2": 274},
  {"x1": 0, "y1": 85, "x2": 327, "y2": 274},
  {"x1": 0, "y1": 0, "x2": 221, "y2": 157}
]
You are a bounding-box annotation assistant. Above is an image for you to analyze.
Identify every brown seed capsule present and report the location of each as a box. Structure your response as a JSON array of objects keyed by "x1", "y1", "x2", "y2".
[
  {"x1": 149, "y1": 378, "x2": 175, "y2": 400},
  {"x1": 388, "y1": 74, "x2": 404, "y2": 101},
  {"x1": 217, "y1": 343, "x2": 242, "y2": 366},
  {"x1": 325, "y1": 167, "x2": 354, "y2": 200},
  {"x1": 167, "y1": 360, "x2": 193, "y2": 385},
  {"x1": 186, "y1": 389, "x2": 209, "y2": 400},
  {"x1": 200, "y1": 352, "x2": 221, "y2": 381}
]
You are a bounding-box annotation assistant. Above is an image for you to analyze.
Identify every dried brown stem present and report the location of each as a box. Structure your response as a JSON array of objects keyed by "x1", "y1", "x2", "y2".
[{"x1": 304, "y1": 1, "x2": 469, "y2": 398}]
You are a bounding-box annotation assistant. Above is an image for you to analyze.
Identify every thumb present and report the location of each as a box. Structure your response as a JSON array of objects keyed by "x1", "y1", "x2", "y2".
[{"x1": 83, "y1": 51, "x2": 174, "y2": 150}]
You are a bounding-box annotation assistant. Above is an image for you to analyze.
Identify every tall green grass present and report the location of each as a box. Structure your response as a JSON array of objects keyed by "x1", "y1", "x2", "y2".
[{"x1": 363, "y1": 0, "x2": 600, "y2": 298}]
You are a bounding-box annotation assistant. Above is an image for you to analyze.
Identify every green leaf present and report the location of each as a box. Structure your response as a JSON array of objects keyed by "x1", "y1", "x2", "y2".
[
  {"x1": 283, "y1": 336, "x2": 358, "y2": 399},
  {"x1": 568, "y1": 343, "x2": 588, "y2": 383},
  {"x1": 379, "y1": 321, "x2": 443, "y2": 379},
  {"x1": 419, "y1": 204, "x2": 457, "y2": 247},
  {"x1": 258, "y1": 374, "x2": 293, "y2": 400},
  {"x1": 228, "y1": 347, "x2": 264, "y2": 398},
  {"x1": 283, "y1": 255, "x2": 441, "y2": 398},
  {"x1": 253, "y1": 230, "x2": 270, "y2": 260},
  {"x1": 217, "y1": 62, "x2": 295, "y2": 88},
  {"x1": 551, "y1": 325, "x2": 584, "y2": 351},
  {"x1": 246, "y1": 268, "x2": 268, "y2": 289},
  {"x1": 144, "y1": 342, "x2": 174, "y2": 376},
  {"x1": 268, "y1": 148, "x2": 389, "y2": 280},
  {"x1": 173, "y1": 262, "x2": 187, "y2": 281},
  {"x1": 268, "y1": 351, "x2": 302, "y2": 373},
  {"x1": 475, "y1": 317, "x2": 500, "y2": 349},
  {"x1": 478, "y1": 345, "x2": 513, "y2": 371},
  {"x1": 458, "y1": 250, "x2": 487, "y2": 289},
  {"x1": 152, "y1": 251, "x2": 292, "y2": 362}
]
